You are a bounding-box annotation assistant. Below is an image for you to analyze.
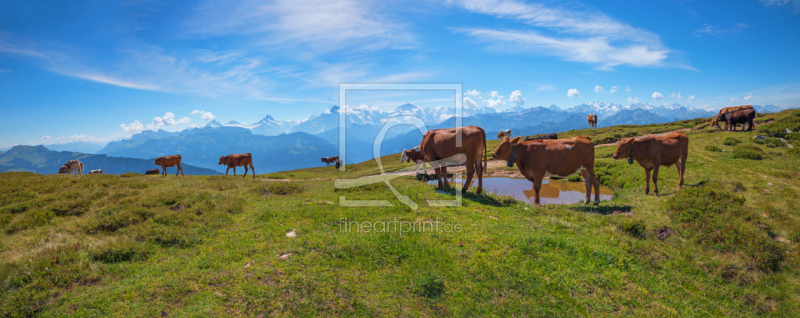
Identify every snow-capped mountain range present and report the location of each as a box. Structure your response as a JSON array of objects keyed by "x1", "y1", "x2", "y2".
[{"x1": 202, "y1": 102, "x2": 782, "y2": 137}]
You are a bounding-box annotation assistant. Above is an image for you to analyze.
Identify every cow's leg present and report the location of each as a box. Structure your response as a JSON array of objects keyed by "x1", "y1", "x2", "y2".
[
  {"x1": 533, "y1": 175, "x2": 543, "y2": 206},
  {"x1": 580, "y1": 169, "x2": 592, "y2": 205},
  {"x1": 233, "y1": 166, "x2": 237, "y2": 176},
  {"x1": 242, "y1": 165, "x2": 249, "y2": 178},
  {"x1": 644, "y1": 168, "x2": 651, "y2": 194},
  {"x1": 225, "y1": 166, "x2": 230, "y2": 176},
  {"x1": 162, "y1": 166, "x2": 167, "y2": 177},
  {"x1": 592, "y1": 170, "x2": 600, "y2": 205},
  {"x1": 475, "y1": 156, "x2": 483, "y2": 194},
  {"x1": 178, "y1": 164, "x2": 184, "y2": 176},
  {"x1": 652, "y1": 166, "x2": 660, "y2": 196},
  {"x1": 442, "y1": 167, "x2": 449, "y2": 188},
  {"x1": 250, "y1": 163, "x2": 256, "y2": 179},
  {"x1": 462, "y1": 160, "x2": 475, "y2": 194},
  {"x1": 677, "y1": 157, "x2": 686, "y2": 190},
  {"x1": 433, "y1": 166, "x2": 443, "y2": 188}
]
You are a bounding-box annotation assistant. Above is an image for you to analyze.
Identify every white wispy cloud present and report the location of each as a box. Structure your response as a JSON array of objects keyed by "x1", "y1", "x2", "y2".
[
  {"x1": 187, "y1": 0, "x2": 415, "y2": 53},
  {"x1": 449, "y1": 0, "x2": 677, "y2": 70},
  {"x1": 508, "y1": 90, "x2": 525, "y2": 107},
  {"x1": 120, "y1": 120, "x2": 144, "y2": 134},
  {"x1": 759, "y1": 0, "x2": 800, "y2": 13},
  {"x1": 192, "y1": 110, "x2": 216, "y2": 121},
  {"x1": 689, "y1": 95, "x2": 695, "y2": 101},
  {"x1": 35, "y1": 134, "x2": 105, "y2": 145},
  {"x1": 0, "y1": 69, "x2": 10, "y2": 73},
  {"x1": 652, "y1": 92, "x2": 664, "y2": 100},
  {"x1": 743, "y1": 93, "x2": 753, "y2": 100},
  {"x1": 594, "y1": 85, "x2": 605, "y2": 93},
  {"x1": 694, "y1": 23, "x2": 749, "y2": 36},
  {"x1": 486, "y1": 97, "x2": 504, "y2": 107},
  {"x1": 148, "y1": 112, "x2": 191, "y2": 130},
  {"x1": 731, "y1": 96, "x2": 740, "y2": 101},
  {"x1": 626, "y1": 85, "x2": 630, "y2": 91},
  {"x1": 465, "y1": 90, "x2": 482, "y2": 98},
  {"x1": 536, "y1": 84, "x2": 556, "y2": 92},
  {"x1": 610, "y1": 86, "x2": 618, "y2": 93},
  {"x1": 627, "y1": 97, "x2": 640, "y2": 103},
  {"x1": 463, "y1": 96, "x2": 479, "y2": 109},
  {"x1": 568, "y1": 88, "x2": 580, "y2": 97}
]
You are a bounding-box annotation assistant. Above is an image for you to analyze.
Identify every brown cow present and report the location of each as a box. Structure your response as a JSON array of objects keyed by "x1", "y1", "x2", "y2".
[
  {"x1": 145, "y1": 169, "x2": 160, "y2": 175},
  {"x1": 154, "y1": 155, "x2": 184, "y2": 177},
  {"x1": 492, "y1": 136, "x2": 600, "y2": 206},
  {"x1": 712, "y1": 105, "x2": 753, "y2": 129},
  {"x1": 400, "y1": 146, "x2": 428, "y2": 175},
  {"x1": 611, "y1": 132, "x2": 689, "y2": 195},
  {"x1": 717, "y1": 108, "x2": 756, "y2": 131},
  {"x1": 588, "y1": 113, "x2": 598, "y2": 129},
  {"x1": 419, "y1": 126, "x2": 487, "y2": 194},
  {"x1": 59, "y1": 160, "x2": 83, "y2": 175},
  {"x1": 219, "y1": 153, "x2": 256, "y2": 179},
  {"x1": 321, "y1": 156, "x2": 339, "y2": 166}
]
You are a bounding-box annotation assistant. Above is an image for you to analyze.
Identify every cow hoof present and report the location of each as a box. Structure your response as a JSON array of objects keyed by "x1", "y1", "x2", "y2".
[{"x1": 476, "y1": 188, "x2": 483, "y2": 194}]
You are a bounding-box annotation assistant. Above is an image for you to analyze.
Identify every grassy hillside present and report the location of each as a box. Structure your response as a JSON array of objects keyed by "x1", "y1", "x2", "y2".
[
  {"x1": 1, "y1": 110, "x2": 800, "y2": 317},
  {"x1": 0, "y1": 146, "x2": 221, "y2": 175}
]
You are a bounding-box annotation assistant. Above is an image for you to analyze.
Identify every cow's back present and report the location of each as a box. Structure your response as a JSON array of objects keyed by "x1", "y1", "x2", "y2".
[
  {"x1": 421, "y1": 126, "x2": 485, "y2": 160},
  {"x1": 525, "y1": 137, "x2": 594, "y2": 174}
]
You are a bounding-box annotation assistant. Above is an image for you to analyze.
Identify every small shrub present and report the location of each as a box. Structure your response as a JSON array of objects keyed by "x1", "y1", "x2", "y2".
[
  {"x1": 415, "y1": 274, "x2": 445, "y2": 299},
  {"x1": 120, "y1": 172, "x2": 143, "y2": 178},
  {"x1": 258, "y1": 183, "x2": 305, "y2": 195},
  {"x1": 623, "y1": 131, "x2": 639, "y2": 138},
  {"x1": 5, "y1": 209, "x2": 55, "y2": 234},
  {"x1": 762, "y1": 137, "x2": 786, "y2": 148},
  {"x1": 567, "y1": 174, "x2": 583, "y2": 182},
  {"x1": 731, "y1": 182, "x2": 747, "y2": 192},
  {"x1": 86, "y1": 205, "x2": 154, "y2": 233},
  {"x1": 786, "y1": 132, "x2": 800, "y2": 141},
  {"x1": 723, "y1": 137, "x2": 740, "y2": 146},
  {"x1": 89, "y1": 239, "x2": 148, "y2": 263},
  {"x1": 705, "y1": 145, "x2": 722, "y2": 152},
  {"x1": 618, "y1": 219, "x2": 647, "y2": 239},
  {"x1": 732, "y1": 146, "x2": 763, "y2": 160},
  {"x1": 787, "y1": 148, "x2": 800, "y2": 156}
]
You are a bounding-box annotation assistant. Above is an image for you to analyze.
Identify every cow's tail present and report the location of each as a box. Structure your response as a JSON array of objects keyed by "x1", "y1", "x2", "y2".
[{"x1": 483, "y1": 129, "x2": 488, "y2": 172}]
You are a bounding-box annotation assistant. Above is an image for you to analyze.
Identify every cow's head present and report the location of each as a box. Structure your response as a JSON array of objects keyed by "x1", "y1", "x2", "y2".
[
  {"x1": 611, "y1": 138, "x2": 635, "y2": 160},
  {"x1": 492, "y1": 136, "x2": 521, "y2": 160},
  {"x1": 497, "y1": 129, "x2": 511, "y2": 139},
  {"x1": 219, "y1": 156, "x2": 226, "y2": 165},
  {"x1": 400, "y1": 149, "x2": 409, "y2": 162},
  {"x1": 58, "y1": 166, "x2": 68, "y2": 174},
  {"x1": 154, "y1": 157, "x2": 161, "y2": 165}
]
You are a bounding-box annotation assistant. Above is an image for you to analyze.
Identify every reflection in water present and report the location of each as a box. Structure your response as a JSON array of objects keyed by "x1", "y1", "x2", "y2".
[{"x1": 428, "y1": 177, "x2": 614, "y2": 205}]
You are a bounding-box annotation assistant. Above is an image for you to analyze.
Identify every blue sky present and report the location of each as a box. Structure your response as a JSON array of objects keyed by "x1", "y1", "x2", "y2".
[{"x1": 1, "y1": 0, "x2": 799, "y2": 148}]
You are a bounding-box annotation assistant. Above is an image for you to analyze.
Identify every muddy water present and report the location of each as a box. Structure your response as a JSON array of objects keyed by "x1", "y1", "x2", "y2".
[{"x1": 428, "y1": 176, "x2": 614, "y2": 205}]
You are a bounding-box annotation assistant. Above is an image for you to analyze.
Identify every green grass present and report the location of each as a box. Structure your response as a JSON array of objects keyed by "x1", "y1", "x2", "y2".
[{"x1": 1, "y1": 109, "x2": 800, "y2": 317}]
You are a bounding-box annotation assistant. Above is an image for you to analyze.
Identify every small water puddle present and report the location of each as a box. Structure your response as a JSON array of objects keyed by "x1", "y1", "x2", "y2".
[{"x1": 428, "y1": 176, "x2": 614, "y2": 205}]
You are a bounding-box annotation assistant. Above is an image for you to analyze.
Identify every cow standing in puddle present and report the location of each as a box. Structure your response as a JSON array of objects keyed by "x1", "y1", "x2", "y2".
[
  {"x1": 611, "y1": 132, "x2": 689, "y2": 195},
  {"x1": 492, "y1": 136, "x2": 600, "y2": 206},
  {"x1": 420, "y1": 126, "x2": 487, "y2": 194}
]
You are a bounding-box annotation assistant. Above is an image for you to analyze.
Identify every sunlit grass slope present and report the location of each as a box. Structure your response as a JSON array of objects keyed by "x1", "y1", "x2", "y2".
[{"x1": 1, "y1": 109, "x2": 799, "y2": 317}]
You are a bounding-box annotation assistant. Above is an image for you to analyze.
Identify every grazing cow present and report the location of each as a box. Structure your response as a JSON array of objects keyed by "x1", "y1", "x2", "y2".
[
  {"x1": 321, "y1": 156, "x2": 339, "y2": 166},
  {"x1": 524, "y1": 133, "x2": 558, "y2": 141},
  {"x1": 712, "y1": 105, "x2": 753, "y2": 129},
  {"x1": 154, "y1": 155, "x2": 185, "y2": 177},
  {"x1": 611, "y1": 132, "x2": 689, "y2": 195},
  {"x1": 497, "y1": 129, "x2": 512, "y2": 139},
  {"x1": 717, "y1": 108, "x2": 756, "y2": 132},
  {"x1": 145, "y1": 169, "x2": 160, "y2": 175},
  {"x1": 219, "y1": 153, "x2": 256, "y2": 179},
  {"x1": 492, "y1": 136, "x2": 600, "y2": 206},
  {"x1": 59, "y1": 160, "x2": 83, "y2": 175},
  {"x1": 400, "y1": 146, "x2": 429, "y2": 175},
  {"x1": 89, "y1": 169, "x2": 103, "y2": 174},
  {"x1": 335, "y1": 159, "x2": 343, "y2": 169},
  {"x1": 420, "y1": 126, "x2": 487, "y2": 194}
]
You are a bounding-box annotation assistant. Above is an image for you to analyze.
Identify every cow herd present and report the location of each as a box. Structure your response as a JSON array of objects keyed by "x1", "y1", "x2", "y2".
[
  {"x1": 54, "y1": 107, "x2": 764, "y2": 206},
  {"x1": 56, "y1": 153, "x2": 257, "y2": 179}
]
